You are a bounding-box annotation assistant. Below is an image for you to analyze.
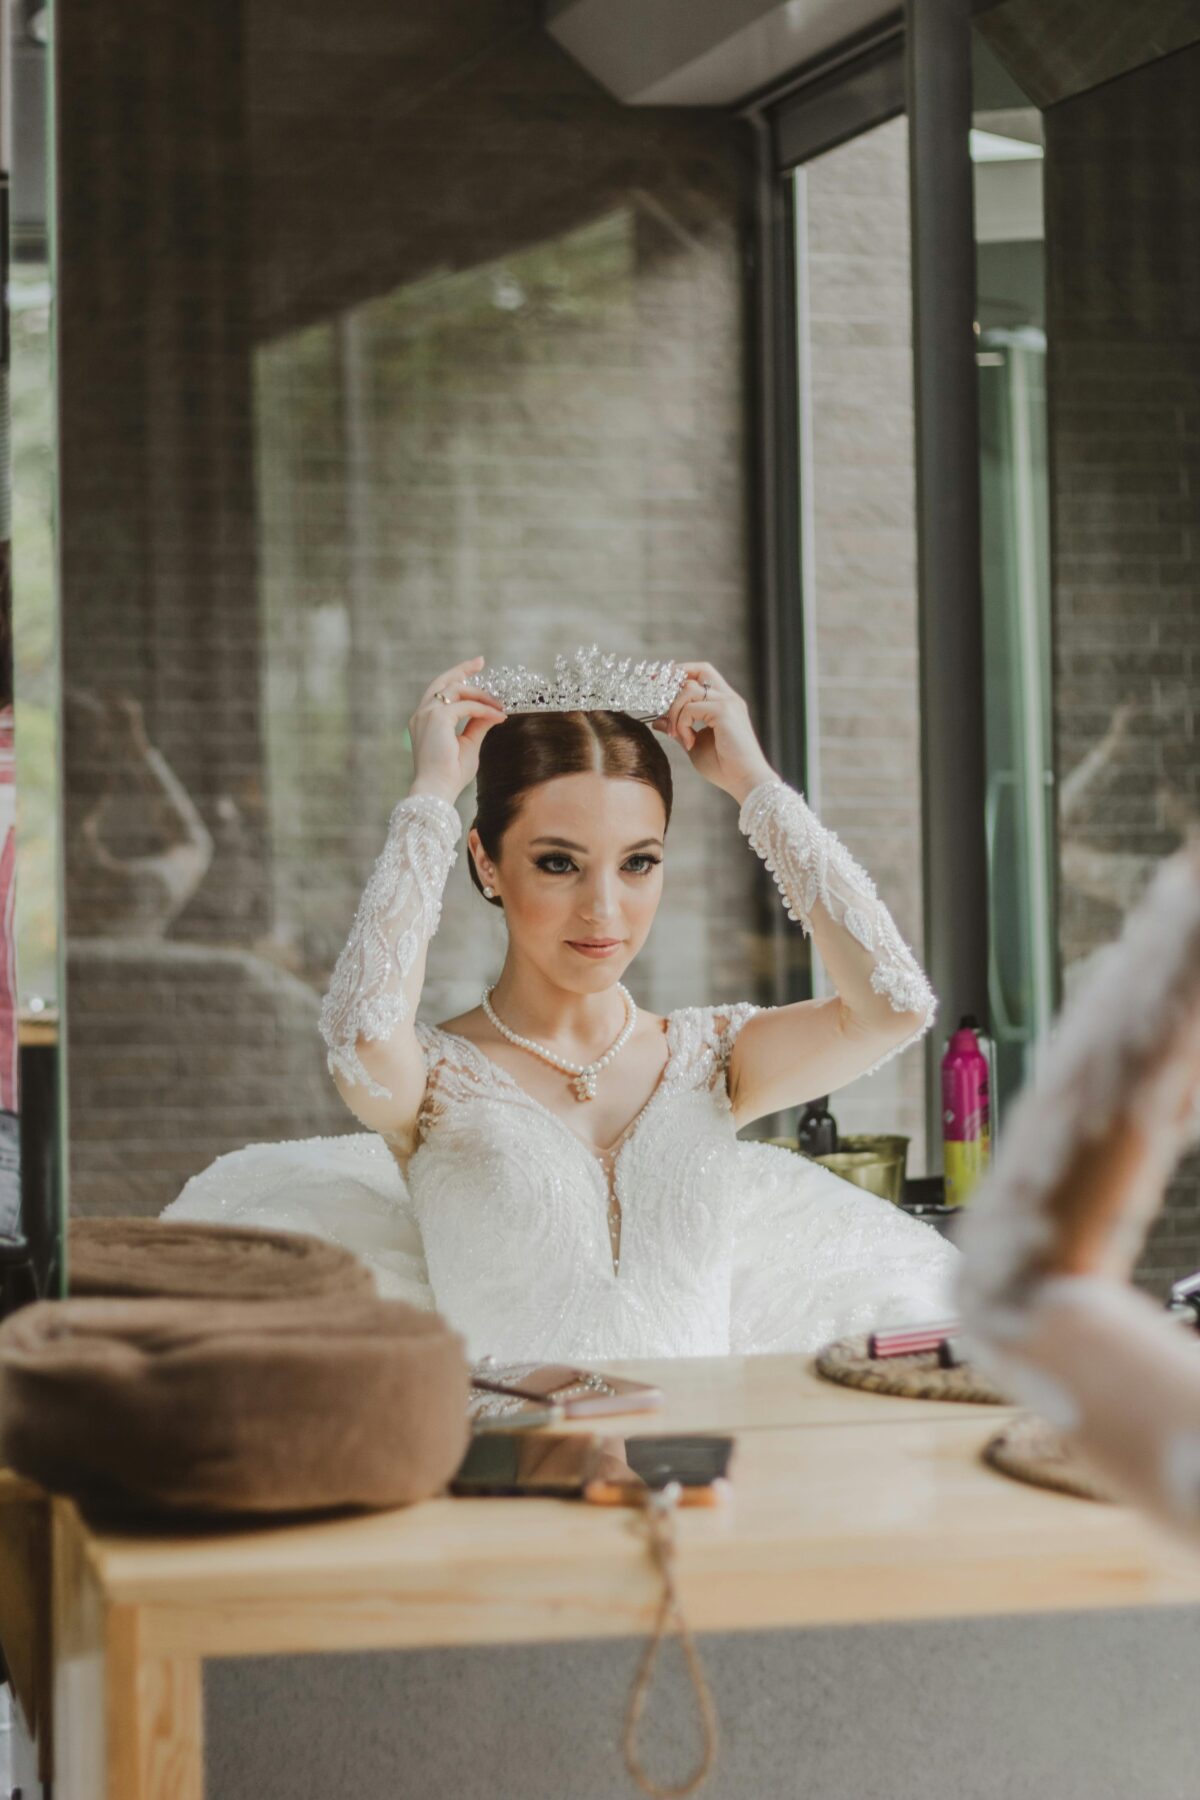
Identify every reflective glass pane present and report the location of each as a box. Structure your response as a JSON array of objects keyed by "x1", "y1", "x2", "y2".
[
  {"x1": 792, "y1": 114, "x2": 928, "y2": 1169},
  {"x1": 53, "y1": 9, "x2": 764, "y2": 1219},
  {"x1": 972, "y1": 38, "x2": 1054, "y2": 1118}
]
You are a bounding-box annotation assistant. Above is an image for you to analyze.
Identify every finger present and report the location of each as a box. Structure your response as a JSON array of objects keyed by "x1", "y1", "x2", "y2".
[
  {"x1": 671, "y1": 684, "x2": 721, "y2": 741},
  {"x1": 680, "y1": 660, "x2": 728, "y2": 693},
  {"x1": 665, "y1": 678, "x2": 705, "y2": 741},
  {"x1": 443, "y1": 698, "x2": 507, "y2": 723},
  {"x1": 460, "y1": 710, "x2": 504, "y2": 748},
  {"x1": 422, "y1": 685, "x2": 505, "y2": 716},
  {"x1": 421, "y1": 656, "x2": 486, "y2": 704},
  {"x1": 676, "y1": 694, "x2": 725, "y2": 752}
]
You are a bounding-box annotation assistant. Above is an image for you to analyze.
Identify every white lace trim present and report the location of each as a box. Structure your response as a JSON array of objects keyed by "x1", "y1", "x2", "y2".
[
  {"x1": 415, "y1": 1002, "x2": 761, "y2": 1141},
  {"x1": 956, "y1": 848, "x2": 1200, "y2": 1538},
  {"x1": 738, "y1": 779, "x2": 936, "y2": 1073},
  {"x1": 165, "y1": 1008, "x2": 957, "y2": 1365},
  {"x1": 319, "y1": 794, "x2": 461, "y2": 1100},
  {"x1": 956, "y1": 847, "x2": 1200, "y2": 1347}
]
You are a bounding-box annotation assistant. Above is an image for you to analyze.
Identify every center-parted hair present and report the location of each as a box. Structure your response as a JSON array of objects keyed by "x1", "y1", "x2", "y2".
[{"x1": 469, "y1": 711, "x2": 673, "y2": 905}]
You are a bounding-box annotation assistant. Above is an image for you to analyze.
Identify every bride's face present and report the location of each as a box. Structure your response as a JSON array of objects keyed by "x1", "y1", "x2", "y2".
[{"x1": 472, "y1": 772, "x2": 667, "y2": 989}]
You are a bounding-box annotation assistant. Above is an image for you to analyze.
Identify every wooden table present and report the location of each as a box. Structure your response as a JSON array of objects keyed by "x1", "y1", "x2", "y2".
[{"x1": 45, "y1": 1354, "x2": 1200, "y2": 1800}]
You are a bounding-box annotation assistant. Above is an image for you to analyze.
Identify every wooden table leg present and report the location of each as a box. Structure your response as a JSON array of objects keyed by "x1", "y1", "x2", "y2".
[
  {"x1": 53, "y1": 1502, "x2": 204, "y2": 1800},
  {"x1": 106, "y1": 1610, "x2": 203, "y2": 1800}
]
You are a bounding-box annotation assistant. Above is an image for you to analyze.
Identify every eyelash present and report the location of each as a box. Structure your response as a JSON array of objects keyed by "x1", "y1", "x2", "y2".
[{"x1": 535, "y1": 854, "x2": 662, "y2": 877}]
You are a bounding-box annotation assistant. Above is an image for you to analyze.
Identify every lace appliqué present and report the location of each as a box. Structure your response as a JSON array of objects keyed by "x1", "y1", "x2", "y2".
[
  {"x1": 413, "y1": 1007, "x2": 761, "y2": 1284},
  {"x1": 414, "y1": 1023, "x2": 513, "y2": 1142},
  {"x1": 665, "y1": 1003, "x2": 761, "y2": 1098},
  {"x1": 165, "y1": 1007, "x2": 957, "y2": 1368},
  {"x1": 738, "y1": 779, "x2": 935, "y2": 1068},
  {"x1": 319, "y1": 794, "x2": 461, "y2": 1100}
]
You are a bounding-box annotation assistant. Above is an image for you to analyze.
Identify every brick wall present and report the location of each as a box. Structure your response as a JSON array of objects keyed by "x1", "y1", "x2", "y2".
[
  {"x1": 57, "y1": 0, "x2": 761, "y2": 1216},
  {"x1": 798, "y1": 116, "x2": 927, "y2": 1169},
  {"x1": 1045, "y1": 43, "x2": 1200, "y2": 1291}
]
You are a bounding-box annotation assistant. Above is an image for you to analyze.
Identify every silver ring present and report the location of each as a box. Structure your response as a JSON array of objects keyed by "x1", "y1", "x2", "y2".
[
  {"x1": 700, "y1": 681, "x2": 710, "y2": 701},
  {"x1": 435, "y1": 689, "x2": 453, "y2": 705}
]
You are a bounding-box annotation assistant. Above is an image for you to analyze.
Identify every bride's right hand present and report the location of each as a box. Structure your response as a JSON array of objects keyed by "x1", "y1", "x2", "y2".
[{"x1": 408, "y1": 656, "x2": 506, "y2": 803}]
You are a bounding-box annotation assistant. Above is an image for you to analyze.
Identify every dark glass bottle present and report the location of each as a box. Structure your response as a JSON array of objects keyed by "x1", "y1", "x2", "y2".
[
  {"x1": 0, "y1": 1233, "x2": 40, "y2": 1323},
  {"x1": 797, "y1": 1096, "x2": 838, "y2": 1158}
]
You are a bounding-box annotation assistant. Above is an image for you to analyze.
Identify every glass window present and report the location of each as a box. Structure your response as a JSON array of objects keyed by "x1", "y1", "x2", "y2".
[
  {"x1": 50, "y1": 7, "x2": 766, "y2": 1218},
  {"x1": 971, "y1": 39, "x2": 1055, "y2": 1117},
  {"x1": 791, "y1": 113, "x2": 928, "y2": 1168},
  {"x1": 11, "y1": 260, "x2": 57, "y2": 1011}
]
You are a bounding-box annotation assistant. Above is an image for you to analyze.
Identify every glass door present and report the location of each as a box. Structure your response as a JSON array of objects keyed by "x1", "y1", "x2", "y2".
[
  {"x1": 790, "y1": 113, "x2": 928, "y2": 1168},
  {"x1": 972, "y1": 40, "x2": 1055, "y2": 1117}
]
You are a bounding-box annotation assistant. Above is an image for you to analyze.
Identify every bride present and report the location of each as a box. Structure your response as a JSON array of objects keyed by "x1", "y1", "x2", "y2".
[{"x1": 167, "y1": 649, "x2": 957, "y2": 1359}]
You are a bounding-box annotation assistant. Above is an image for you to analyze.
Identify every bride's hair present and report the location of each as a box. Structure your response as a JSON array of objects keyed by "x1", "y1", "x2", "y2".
[{"x1": 469, "y1": 711, "x2": 673, "y2": 906}]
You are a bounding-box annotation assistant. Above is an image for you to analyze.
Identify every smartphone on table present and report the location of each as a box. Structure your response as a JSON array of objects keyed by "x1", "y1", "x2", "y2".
[{"x1": 450, "y1": 1432, "x2": 734, "y2": 1507}]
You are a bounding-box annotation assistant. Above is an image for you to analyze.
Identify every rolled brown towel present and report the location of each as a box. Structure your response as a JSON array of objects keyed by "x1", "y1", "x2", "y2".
[
  {"x1": 0, "y1": 1295, "x2": 469, "y2": 1515},
  {"x1": 69, "y1": 1217, "x2": 374, "y2": 1302}
]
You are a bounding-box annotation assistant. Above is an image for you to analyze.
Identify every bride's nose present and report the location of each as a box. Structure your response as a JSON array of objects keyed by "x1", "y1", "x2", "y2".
[{"x1": 579, "y1": 867, "x2": 620, "y2": 925}]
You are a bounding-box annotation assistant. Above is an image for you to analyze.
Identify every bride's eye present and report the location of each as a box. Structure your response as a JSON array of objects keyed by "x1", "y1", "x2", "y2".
[
  {"x1": 536, "y1": 853, "x2": 577, "y2": 875},
  {"x1": 623, "y1": 854, "x2": 662, "y2": 876}
]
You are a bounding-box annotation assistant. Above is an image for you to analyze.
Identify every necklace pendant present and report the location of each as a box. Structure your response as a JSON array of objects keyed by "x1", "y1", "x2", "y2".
[{"x1": 573, "y1": 1070, "x2": 597, "y2": 1102}]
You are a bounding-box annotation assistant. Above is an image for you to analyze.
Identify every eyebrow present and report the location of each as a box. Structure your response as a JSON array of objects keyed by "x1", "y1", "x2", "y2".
[{"x1": 530, "y1": 836, "x2": 664, "y2": 853}]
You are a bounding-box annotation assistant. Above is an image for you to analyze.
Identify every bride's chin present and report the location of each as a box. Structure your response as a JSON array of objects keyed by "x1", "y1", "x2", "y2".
[{"x1": 554, "y1": 949, "x2": 633, "y2": 988}]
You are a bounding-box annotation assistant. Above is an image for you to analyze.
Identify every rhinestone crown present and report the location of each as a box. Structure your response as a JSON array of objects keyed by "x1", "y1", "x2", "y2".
[{"x1": 467, "y1": 645, "x2": 686, "y2": 722}]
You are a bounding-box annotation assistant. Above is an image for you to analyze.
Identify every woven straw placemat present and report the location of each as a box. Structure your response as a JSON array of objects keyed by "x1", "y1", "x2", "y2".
[
  {"x1": 814, "y1": 1333, "x2": 1010, "y2": 1405},
  {"x1": 983, "y1": 1413, "x2": 1117, "y2": 1503}
]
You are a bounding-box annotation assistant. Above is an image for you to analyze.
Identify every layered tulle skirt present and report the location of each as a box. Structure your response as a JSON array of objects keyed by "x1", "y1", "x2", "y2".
[{"x1": 164, "y1": 1133, "x2": 957, "y2": 1357}]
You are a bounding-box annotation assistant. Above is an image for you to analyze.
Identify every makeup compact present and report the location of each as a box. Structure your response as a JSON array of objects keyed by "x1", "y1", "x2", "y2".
[
  {"x1": 470, "y1": 1361, "x2": 663, "y2": 1418},
  {"x1": 868, "y1": 1319, "x2": 960, "y2": 1359}
]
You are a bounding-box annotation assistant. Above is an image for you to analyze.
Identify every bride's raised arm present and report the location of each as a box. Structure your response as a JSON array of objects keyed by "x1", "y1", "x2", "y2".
[
  {"x1": 658, "y1": 661, "x2": 935, "y2": 1125},
  {"x1": 319, "y1": 657, "x2": 505, "y2": 1141}
]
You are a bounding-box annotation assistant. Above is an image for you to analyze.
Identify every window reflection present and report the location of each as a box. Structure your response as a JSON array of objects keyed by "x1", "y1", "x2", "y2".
[
  {"x1": 255, "y1": 207, "x2": 761, "y2": 1030},
  {"x1": 56, "y1": 0, "x2": 761, "y2": 1221},
  {"x1": 792, "y1": 115, "x2": 927, "y2": 1169},
  {"x1": 10, "y1": 264, "x2": 56, "y2": 1010},
  {"x1": 972, "y1": 45, "x2": 1055, "y2": 1116}
]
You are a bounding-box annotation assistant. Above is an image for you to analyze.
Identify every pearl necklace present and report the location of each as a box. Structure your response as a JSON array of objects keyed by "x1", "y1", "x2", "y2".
[{"x1": 481, "y1": 983, "x2": 637, "y2": 1103}]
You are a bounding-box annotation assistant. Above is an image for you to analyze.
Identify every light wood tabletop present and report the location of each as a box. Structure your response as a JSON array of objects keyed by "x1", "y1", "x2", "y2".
[{"x1": 47, "y1": 1352, "x2": 1200, "y2": 1800}]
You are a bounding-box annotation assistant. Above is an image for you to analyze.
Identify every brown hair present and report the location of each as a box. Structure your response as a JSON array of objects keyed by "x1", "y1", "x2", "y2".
[{"x1": 469, "y1": 711, "x2": 673, "y2": 905}]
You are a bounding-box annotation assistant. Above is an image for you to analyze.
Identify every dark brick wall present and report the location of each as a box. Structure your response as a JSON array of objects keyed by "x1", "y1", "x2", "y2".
[
  {"x1": 56, "y1": 0, "x2": 759, "y2": 1216},
  {"x1": 799, "y1": 117, "x2": 927, "y2": 1168},
  {"x1": 1045, "y1": 42, "x2": 1200, "y2": 1292}
]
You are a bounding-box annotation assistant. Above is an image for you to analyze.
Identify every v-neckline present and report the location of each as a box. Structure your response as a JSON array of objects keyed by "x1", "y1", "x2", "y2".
[{"x1": 426, "y1": 1014, "x2": 681, "y2": 1174}]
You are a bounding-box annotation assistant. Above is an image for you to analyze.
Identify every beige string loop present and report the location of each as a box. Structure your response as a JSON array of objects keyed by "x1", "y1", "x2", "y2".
[{"x1": 622, "y1": 1484, "x2": 719, "y2": 1799}]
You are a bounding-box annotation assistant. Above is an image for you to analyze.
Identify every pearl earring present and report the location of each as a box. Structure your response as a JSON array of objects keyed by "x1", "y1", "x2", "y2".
[{"x1": 483, "y1": 884, "x2": 496, "y2": 899}]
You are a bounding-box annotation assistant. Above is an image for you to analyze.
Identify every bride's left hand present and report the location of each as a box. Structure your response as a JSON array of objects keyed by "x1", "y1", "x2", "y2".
[{"x1": 656, "y1": 661, "x2": 777, "y2": 803}]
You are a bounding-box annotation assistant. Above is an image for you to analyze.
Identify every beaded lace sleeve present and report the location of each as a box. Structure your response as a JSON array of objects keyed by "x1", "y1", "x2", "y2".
[
  {"x1": 319, "y1": 794, "x2": 461, "y2": 1100},
  {"x1": 956, "y1": 846, "x2": 1200, "y2": 1537},
  {"x1": 738, "y1": 778, "x2": 936, "y2": 1069}
]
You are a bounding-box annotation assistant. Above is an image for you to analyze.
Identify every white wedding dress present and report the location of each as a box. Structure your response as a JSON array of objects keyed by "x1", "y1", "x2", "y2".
[
  {"x1": 166, "y1": 1004, "x2": 955, "y2": 1361},
  {"x1": 166, "y1": 776, "x2": 958, "y2": 1360}
]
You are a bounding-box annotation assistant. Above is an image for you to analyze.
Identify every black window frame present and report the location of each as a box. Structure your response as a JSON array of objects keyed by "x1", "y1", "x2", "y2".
[{"x1": 742, "y1": 2, "x2": 989, "y2": 1155}]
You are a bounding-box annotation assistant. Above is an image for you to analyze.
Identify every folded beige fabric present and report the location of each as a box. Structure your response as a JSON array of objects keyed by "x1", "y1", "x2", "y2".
[
  {"x1": 0, "y1": 1295, "x2": 469, "y2": 1515},
  {"x1": 69, "y1": 1217, "x2": 375, "y2": 1302}
]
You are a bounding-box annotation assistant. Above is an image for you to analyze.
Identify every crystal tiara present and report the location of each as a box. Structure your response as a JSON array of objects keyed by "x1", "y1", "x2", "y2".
[{"x1": 466, "y1": 645, "x2": 687, "y2": 721}]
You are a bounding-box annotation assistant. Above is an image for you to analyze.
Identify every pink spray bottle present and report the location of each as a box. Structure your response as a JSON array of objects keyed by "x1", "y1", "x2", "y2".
[{"x1": 941, "y1": 1015, "x2": 991, "y2": 1207}]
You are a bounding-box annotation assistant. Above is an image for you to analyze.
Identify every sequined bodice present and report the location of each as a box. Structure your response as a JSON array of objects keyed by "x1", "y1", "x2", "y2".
[{"x1": 409, "y1": 1006, "x2": 758, "y2": 1361}]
